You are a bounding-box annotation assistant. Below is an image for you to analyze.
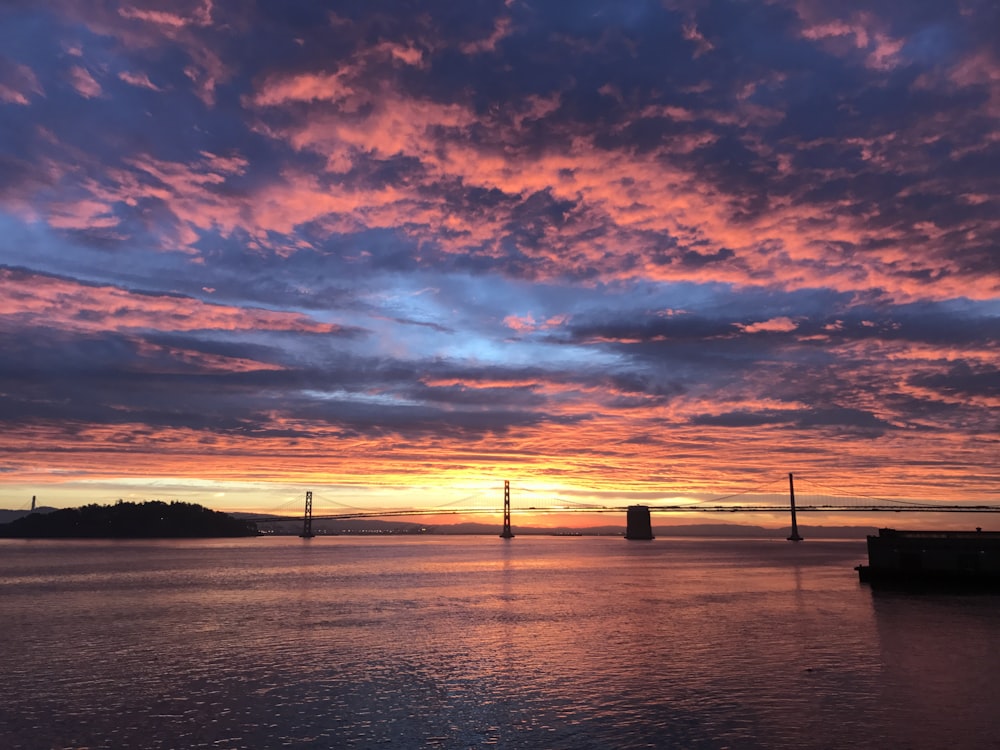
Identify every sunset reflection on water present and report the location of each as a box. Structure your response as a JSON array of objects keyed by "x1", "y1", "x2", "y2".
[{"x1": 1, "y1": 536, "x2": 998, "y2": 749}]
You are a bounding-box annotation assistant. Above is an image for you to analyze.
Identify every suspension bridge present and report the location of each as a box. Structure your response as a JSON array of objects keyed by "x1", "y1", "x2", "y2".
[{"x1": 243, "y1": 474, "x2": 1000, "y2": 540}]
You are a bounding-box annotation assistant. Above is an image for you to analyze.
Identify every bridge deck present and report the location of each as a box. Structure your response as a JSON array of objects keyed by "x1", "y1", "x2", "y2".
[{"x1": 246, "y1": 504, "x2": 1000, "y2": 524}]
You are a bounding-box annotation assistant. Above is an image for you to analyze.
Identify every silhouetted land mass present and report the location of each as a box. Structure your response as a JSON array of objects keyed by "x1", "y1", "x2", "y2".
[
  {"x1": 0, "y1": 507, "x2": 58, "y2": 524},
  {"x1": 0, "y1": 501, "x2": 257, "y2": 538}
]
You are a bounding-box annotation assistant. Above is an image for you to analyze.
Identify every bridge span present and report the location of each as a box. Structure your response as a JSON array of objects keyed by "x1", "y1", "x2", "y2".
[{"x1": 243, "y1": 474, "x2": 1000, "y2": 541}]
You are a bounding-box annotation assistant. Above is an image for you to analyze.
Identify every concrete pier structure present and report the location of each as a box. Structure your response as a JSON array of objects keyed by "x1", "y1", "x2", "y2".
[{"x1": 625, "y1": 505, "x2": 654, "y2": 540}]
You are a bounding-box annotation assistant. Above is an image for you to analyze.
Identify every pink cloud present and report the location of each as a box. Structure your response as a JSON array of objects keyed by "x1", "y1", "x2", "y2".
[
  {"x1": 55, "y1": 1, "x2": 230, "y2": 106},
  {"x1": 861, "y1": 32, "x2": 904, "y2": 71},
  {"x1": 23, "y1": 23, "x2": 994, "y2": 305},
  {"x1": 68, "y1": 65, "x2": 102, "y2": 98},
  {"x1": 375, "y1": 41, "x2": 426, "y2": 67},
  {"x1": 252, "y1": 69, "x2": 476, "y2": 170},
  {"x1": 947, "y1": 50, "x2": 1000, "y2": 117},
  {"x1": 250, "y1": 71, "x2": 353, "y2": 107},
  {"x1": 0, "y1": 85, "x2": 31, "y2": 105},
  {"x1": 43, "y1": 151, "x2": 255, "y2": 249},
  {"x1": 799, "y1": 19, "x2": 869, "y2": 48},
  {"x1": 118, "y1": 0, "x2": 214, "y2": 29},
  {"x1": 118, "y1": 70, "x2": 163, "y2": 91},
  {"x1": 40, "y1": 85, "x2": 999, "y2": 304},
  {"x1": 504, "y1": 313, "x2": 571, "y2": 335},
  {"x1": 197, "y1": 150, "x2": 248, "y2": 175},
  {"x1": 740, "y1": 317, "x2": 798, "y2": 334},
  {"x1": 504, "y1": 314, "x2": 537, "y2": 333},
  {"x1": 681, "y1": 22, "x2": 714, "y2": 58},
  {"x1": 0, "y1": 269, "x2": 343, "y2": 335},
  {"x1": 46, "y1": 199, "x2": 120, "y2": 230},
  {"x1": 0, "y1": 60, "x2": 43, "y2": 104},
  {"x1": 119, "y1": 7, "x2": 191, "y2": 28},
  {"x1": 795, "y1": 7, "x2": 904, "y2": 71},
  {"x1": 461, "y1": 17, "x2": 512, "y2": 55}
]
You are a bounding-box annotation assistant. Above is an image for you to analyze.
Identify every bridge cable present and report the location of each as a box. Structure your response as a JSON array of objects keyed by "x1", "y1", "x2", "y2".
[
  {"x1": 793, "y1": 478, "x2": 943, "y2": 507},
  {"x1": 695, "y1": 477, "x2": 789, "y2": 506},
  {"x1": 310, "y1": 493, "x2": 374, "y2": 512}
]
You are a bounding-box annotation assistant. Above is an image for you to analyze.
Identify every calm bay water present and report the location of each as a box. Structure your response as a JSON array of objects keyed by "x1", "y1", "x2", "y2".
[{"x1": 1, "y1": 536, "x2": 998, "y2": 749}]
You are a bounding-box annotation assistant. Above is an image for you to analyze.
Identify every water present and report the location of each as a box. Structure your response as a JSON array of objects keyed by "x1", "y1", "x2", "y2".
[{"x1": 1, "y1": 536, "x2": 998, "y2": 749}]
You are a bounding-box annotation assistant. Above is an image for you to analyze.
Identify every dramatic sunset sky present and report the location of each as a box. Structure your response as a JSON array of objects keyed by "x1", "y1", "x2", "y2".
[{"x1": 1, "y1": 0, "x2": 998, "y2": 525}]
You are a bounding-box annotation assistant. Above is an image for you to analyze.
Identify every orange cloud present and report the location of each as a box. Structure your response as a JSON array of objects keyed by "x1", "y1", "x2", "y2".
[
  {"x1": 740, "y1": 317, "x2": 798, "y2": 334},
  {"x1": 0, "y1": 269, "x2": 343, "y2": 335}
]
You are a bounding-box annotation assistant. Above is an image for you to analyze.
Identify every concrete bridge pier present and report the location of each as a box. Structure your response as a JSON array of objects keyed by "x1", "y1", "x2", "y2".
[{"x1": 625, "y1": 505, "x2": 654, "y2": 540}]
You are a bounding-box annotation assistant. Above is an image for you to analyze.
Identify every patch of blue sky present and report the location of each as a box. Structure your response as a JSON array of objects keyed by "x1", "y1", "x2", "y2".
[
  {"x1": 301, "y1": 388, "x2": 421, "y2": 408},
  {"x1": 901, "y1": 23, "x2": 959, "y2": 66},
  {"x1": 0, "y1": 213, "x2": 195, "y2": 293},
  {"x1": 351, "y1": 272, "x2": 621, "y2": 366},
  {"x1": 932, "y1": 296, "x2": 1000, "y2": 318},
  {"x1": 0, "y1": 215, "x2": 88, "y2": 274}
]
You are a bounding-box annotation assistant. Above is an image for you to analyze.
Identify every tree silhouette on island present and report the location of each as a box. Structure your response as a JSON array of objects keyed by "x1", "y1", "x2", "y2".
[{"x1": 0, "y1": 500, "x2": 257, "y2": 538}]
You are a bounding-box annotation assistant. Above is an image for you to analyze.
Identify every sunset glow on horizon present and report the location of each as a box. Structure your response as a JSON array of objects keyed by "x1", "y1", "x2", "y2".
[{"x1": 1, "y1": 1, "x2": 998, "y2": 527}]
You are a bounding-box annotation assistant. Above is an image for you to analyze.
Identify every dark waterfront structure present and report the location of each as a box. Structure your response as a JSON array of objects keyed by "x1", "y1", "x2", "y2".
[
  {"x1": 857, "y1": 528, "x2": 1000, "y2": 588},
  {"x1": 625, "y1": 505, "x2": 654, "y2": 540}
]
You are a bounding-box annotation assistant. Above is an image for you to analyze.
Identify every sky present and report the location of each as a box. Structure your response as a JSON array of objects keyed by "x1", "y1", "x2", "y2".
[{"x1": 1, "y1": 0, "x2": 998, "y2": 527}]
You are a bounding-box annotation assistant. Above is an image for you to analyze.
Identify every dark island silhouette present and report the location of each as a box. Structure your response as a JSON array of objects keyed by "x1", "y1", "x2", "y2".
[{"x1": 0, "y1": 500, "x2": 257, "y2": 538}]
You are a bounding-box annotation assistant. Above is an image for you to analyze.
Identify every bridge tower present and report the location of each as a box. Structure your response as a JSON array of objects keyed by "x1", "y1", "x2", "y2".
[
  {"x1": 300, "y1": 490, "x2": 314, "y2": 539},
  {"x1": 786, "y1": 473, "x2": 803, "y2": 542},
  {"x1": 499, "y1": 480, "x2": 514, "y2": 539}
]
